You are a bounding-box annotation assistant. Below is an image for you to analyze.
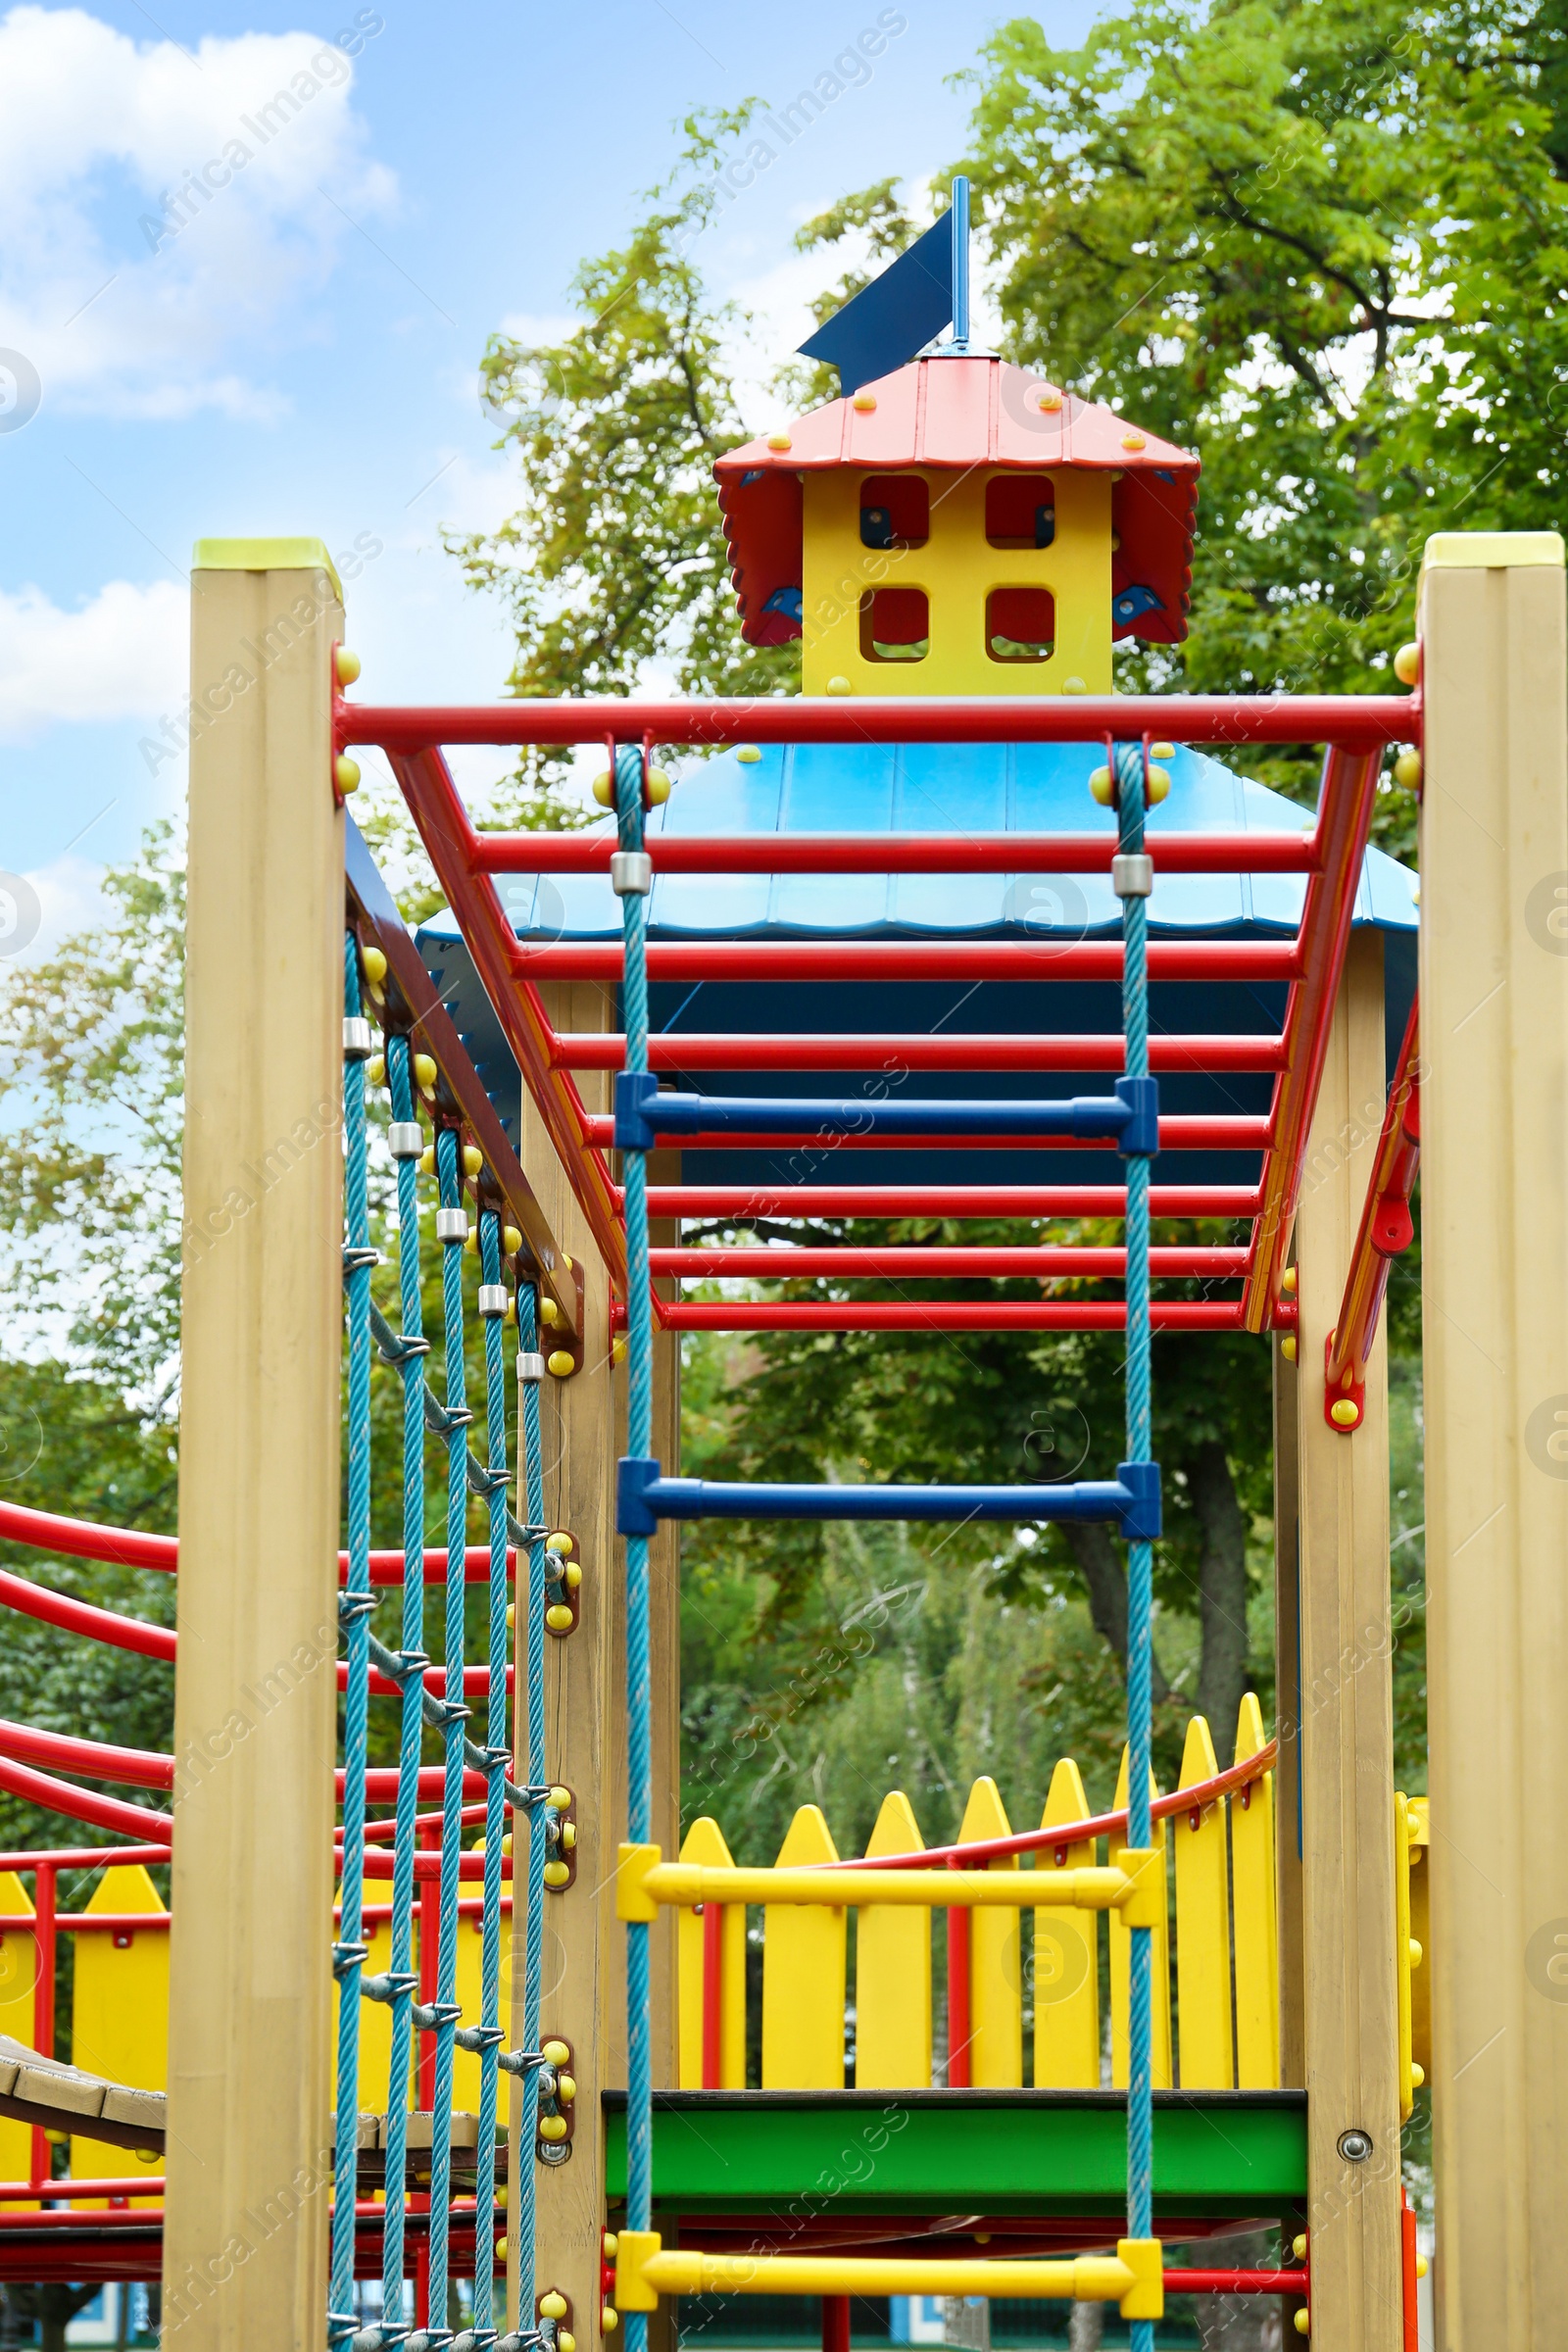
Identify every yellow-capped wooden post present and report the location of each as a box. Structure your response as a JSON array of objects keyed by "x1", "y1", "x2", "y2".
[
  {"x1": 165, "y1": 539, "x2": 344, "y2": 2349},
  {"x1": 1295, "y1": 924, "x2": 1400, "y2": 2352},
  {"x1": 856, "y1": 1791, "x2": 932, "y2": 2089},
  {"x1": 1033, "y1": 1758, "x2": 1101, "y2": 2088},
  {"x1": 1418, "y1": 528, "x2": 1568, "y2": 2352}
]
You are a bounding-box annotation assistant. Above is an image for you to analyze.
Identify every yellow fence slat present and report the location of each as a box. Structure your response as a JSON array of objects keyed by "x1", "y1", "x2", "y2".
[
  {"x1": 958, "y1": 1778, "x2": 1022, "y2": 2087},
  {"x1": 1109, "y1": 1747, "x2": 1171, "y2": 2089},
  {"x1": 0, "y1": 1874, "x2": 35, "y2": 2199},
  {"x1": 1395, "y1": 1788, "x2": 1421, "y2": 2122},
  {"x1": 856, "y1": 1791, "x2": 932, "y2": 2089},
  {"x1": 70, "y1": 1866, "x2": 169, "y2": 2206},
  {"x1": 677, "y1": 1818, "x2": 748, "y2": 2088},
  {"x1": 1173, "y1": 1716, "x2": 1234, "y2": 2088},
  {"x1": 1406, "y1": 1796, "x2": 1430, "y2": 2081},
  {"x1": 761, "y1": 1806, "x2": 845, "y2": 2087},
  {"x1": 453, "y1": 1886, "x2": 486, "y2": 2114},
  {"x1": 1230, "y1": 1692, "x2": 1280, "y2": 2088},
  {"x1": 1033, "y1": 1758, "x2": 1101, "y2": 2088}
]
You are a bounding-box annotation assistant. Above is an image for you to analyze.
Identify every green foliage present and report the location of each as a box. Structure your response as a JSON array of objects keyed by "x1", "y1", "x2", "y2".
[
  {"x1": 446, "y1": 105, "x2": 799, "y2": 782},
  {"x1": 951, "y1": 0, "x2": 1568, "y2": 848}
]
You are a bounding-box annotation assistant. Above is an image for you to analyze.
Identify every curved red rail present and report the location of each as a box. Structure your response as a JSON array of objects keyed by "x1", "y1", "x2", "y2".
[
  {"x1": 0, "y1": 1722, "x2": 497, "y2": 1810},
  {"x1": 0, "y1": 1500, "x2": 509, "y2": 1587}
]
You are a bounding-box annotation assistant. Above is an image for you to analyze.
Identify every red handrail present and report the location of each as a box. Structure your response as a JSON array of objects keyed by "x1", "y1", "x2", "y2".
[
  {"x1": 1324, "y1": 996, "x2": 1421, "y2": 1433},
  {"x1": 0, "y1": 1500, "x2": 509, "y2": 1586},
  {"x1": 471, "y1": 829, "x2": 1321, "y2": 876}
]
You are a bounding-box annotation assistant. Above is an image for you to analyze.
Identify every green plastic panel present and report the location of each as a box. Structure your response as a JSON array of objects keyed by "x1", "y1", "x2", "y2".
[{"x1": 603, "y1": 2089, "x2": 1306, "y2": 2217}]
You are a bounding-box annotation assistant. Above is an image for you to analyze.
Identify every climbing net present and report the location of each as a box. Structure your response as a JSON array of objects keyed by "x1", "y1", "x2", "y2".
[
  {"x1": 332, "y1": 944, "x2": 565, "y2": 2352},
  {"x1": 608, "y1": 736, "x2": 1162, "y2": 2343}
]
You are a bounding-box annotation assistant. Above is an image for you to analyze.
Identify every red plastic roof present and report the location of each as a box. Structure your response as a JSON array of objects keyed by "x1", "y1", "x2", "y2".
[{"x1": 714, "y1": 354, "x2": 1200, "y2": 652}]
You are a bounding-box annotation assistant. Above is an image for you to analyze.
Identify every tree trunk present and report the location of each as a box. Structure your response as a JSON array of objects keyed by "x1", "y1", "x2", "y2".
[
  {"x1": 1189, "y1": 1438, "x2": 1251, "y2": 1744},
  {"x1": 1061, "y1": 1523, "x2": 1170, "y2": 1700}
]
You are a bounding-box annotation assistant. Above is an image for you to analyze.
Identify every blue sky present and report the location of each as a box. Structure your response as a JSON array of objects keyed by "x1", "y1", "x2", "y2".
[{"x1": 0, "y1": 0, "x2": 1098, "y2": 950}]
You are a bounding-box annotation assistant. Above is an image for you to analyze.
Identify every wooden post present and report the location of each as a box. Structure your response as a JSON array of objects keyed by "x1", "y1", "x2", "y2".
[
  {"x1": 1294, "y1": 926, "x2": 1401, "y2": 2352},
  {"x1": 1418, "y1": 529, "x2": 1568, "y2": 2352},
  {"x1": 165, "y1": 541, "x2": 345, "y2": 2348},
  {"x1": 513, "y1": 980, "x2": 679, "y2": 2339},
  {"x1": 1273, "y1": 1339, "x2": 1305, "y2": 2088}
]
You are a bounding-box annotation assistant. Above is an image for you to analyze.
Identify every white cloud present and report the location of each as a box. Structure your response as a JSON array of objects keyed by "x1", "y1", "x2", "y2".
[
  {"x1": 0, "y1": 5, "x2": 395, "y2": 419},
  {"x1": 0, "y1": 577, "x2": 186, "y2": 736}
]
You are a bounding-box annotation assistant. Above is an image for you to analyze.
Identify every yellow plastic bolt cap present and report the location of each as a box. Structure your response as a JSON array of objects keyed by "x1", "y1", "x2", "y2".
[
  {"x1": 464, "y1": 1227, "x2": 480, "y2": 1255},
  {"x1": 1038, "y1": 387, "x2": 1062, "y2": 412},
  {"x1": 547, "y1": 1349, "x2": 573, "y2": 1377},
  {"x1": 563, "y1": 1253, "x2": 573, "y2": 1270},
  {"x1": 647, "y1": 767, "x2": 671, "y2": 805},
  {"x1": 1393, "y1": 641, "x2": 1421, "y2": 686},
  {"x1": 612, "y1": 1336, "x2": 628, "y2": 1365},
  {"x1": 1292, "y1": 2233, "x2": 1307, "y2": 2259},
  {"x1": 1394, "y1": 748, "x2": 1422, "y2": 789},
  {"x1": 561, "y1": 1823, "x2": 577, "y2": 1851},
  {"x1": 542, "y1": 2038, "x2": 571, "y2": 2065},
  {"x1": 1411, "y1": 2061, "x2": 1425, "y2": 2086},
  {"x1": 540, "y1": 1297, "x2": 561, "y2": 1327},
  {"x1": 546, "y1": 1603, "x2": 574, "y2": 1632},
  {"x1": 556, "y1": 2071, "x2": 576, "y2": 2100},
  {"x1": 736, "y1": 744, "x2": 762, "y2": 763},
  {"x1": 1330, "y1": 1397, "x2": 1360, "y2": 1428},
  {"x1": 1282, "y1": 1265, "x2": 1298, "y2": 1296},
  {"x1": 538, "y1": 2114, "x2": 569, "y2": 2142},
  {"x1": 560, "y1": 2334, "x2": 576, "y2": 2352},
  {"x1": 335, "y1": 646, "x2": 362, "y2": 686},
  {"x1": 548, "y1": 1787, "x2": 571, "y2": 1808},
  {"x1": 852, "y1": 391, "x2": 877, "y2": 413},
  {"x1": 602, "y1": 2311, "x2": 619, "y2": 2334},
  {"x1": 1410, "y1": 1937, "x2": 1424, "y2": 1967},
  {"x1": 413, "y1": 1053, "x2": 438, "y2": 1090},
  {"x1": 825, "y1": 675, "x2": 853, "y2": 696},
  {"x1": 1293, "y1": 2311, "x2": 1310, "y2": 2336},
  {"x1": 463, "y1": 1144, "x2": 483, "y2": 1177},
  {"x1": 544, "y1": 1859, "x2": 570, "y2": 1888},
  {"x1": 1089, "y1": 764, "x2": 1113, "y2": 806},
  {"x1": 1281, "y1": 1335, "x2": 1298, "y2": 1363},
  {"x1": 503, "y1": 1224, "x2": 521, "y2": 1255},
  {"x1": 1151, "y1": 741, "x2": 1176, "y2": 760},
  {"x1": 368, "y1": 1054, "x2": 386, "y2": 1086},
  {"x1": 540, "y1": 2291, "x2": 569, "y2": 2320},
  {"x1": 546, "y1": 1531, "x2": 574, "y2": 1555},
  {"x1": 362, "y1": 944, "x2": 387, "y2": 983},
  {"x1": 592, "y1": 769, "x2": 614, "y2": 808},
  {"x1": 1415, "y1": 2254, "x2": 1429, "y2": 2278},
  {"x1": 564, "y1": 1562, "x2": 583, "y2": 1590},
  {"x1": 419, "y1": 1146, "x2": 436, "y2": 1175},
  {"x1": 766, "y1": 430, "x2": 792, "y2": 451},
  {"x1": 1147, "y1": 763, "x2": 1171, "y2": 805},
  {"x1": 1121, "y1": 431, "x2": 1147, "y2": 451},
  {"x1": 1061, "y1": 676, "x2": 1088, "y2": 694},
  {"x1": 506, "y1": 1602, "x2": 515, "y2": 1633},
  {"x1": 501, "y1": 1834, "x2": 513, "y2": 1857},
  {"x1": 335, "y1": 755, "x2": 362, "y2": 795}
]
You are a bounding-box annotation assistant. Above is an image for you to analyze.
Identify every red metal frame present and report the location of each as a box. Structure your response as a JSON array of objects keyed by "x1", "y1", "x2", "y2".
[
  {"x1": 338, "y1": 693, "x2": 1408, "y2": 1341},
  {"x1": 1324, "y1": 998, "x2": 1421, "y2": 1434},
  {"x1": 0, "y1": 1498, "x2": 511, "y2": 1586}
]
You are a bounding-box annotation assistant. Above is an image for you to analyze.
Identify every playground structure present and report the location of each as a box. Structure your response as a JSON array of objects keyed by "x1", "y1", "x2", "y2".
[{"x1": 0, "y1": 184, "x2": 1565, "y2": 2352}]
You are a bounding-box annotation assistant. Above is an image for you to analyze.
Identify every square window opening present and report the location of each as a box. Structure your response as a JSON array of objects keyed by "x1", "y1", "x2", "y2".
[
  {"x1": 986, "y1": 473, "x2": 1056, "y2": 550},
  {"x1": 860, "y1": 474, "x2": 930, "y2": 551},
  {"x1": 859, "y1": 587, "x2": 929, "y2": 663},
  {"x1": 988, "y1": 588, "x2": 1055, "y2": 662}
]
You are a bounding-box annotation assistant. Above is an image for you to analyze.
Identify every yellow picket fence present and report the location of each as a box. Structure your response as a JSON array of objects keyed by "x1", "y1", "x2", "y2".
[{"x1": 679, "y1": 1694, "x2": 1280, "y2": 2093}]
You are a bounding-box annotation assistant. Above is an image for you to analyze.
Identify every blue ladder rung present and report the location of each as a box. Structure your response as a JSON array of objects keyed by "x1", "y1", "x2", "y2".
[
  {"x1": 614, "y1": 1072, "x2": 1159, "y2": 1156},
  {"x1": 617, "y1": 1457, "x2": 1160, "y2": 1540}
]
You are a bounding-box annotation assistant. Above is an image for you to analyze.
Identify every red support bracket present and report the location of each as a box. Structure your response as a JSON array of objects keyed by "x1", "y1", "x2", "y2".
[{"x1": 1323, "y1": 998, "x2": 1421, "y2": 1434}]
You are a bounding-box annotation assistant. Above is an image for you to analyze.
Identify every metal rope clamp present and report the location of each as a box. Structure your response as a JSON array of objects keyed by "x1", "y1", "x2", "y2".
[
  {"x1": 388, "y1": 1120, "x2": 423, "y2": 1160},
  {"x1": 344, "y1": 1015, "x2": 375, "y2": 1060},
  {"x1": 477, "y1": 1283, "x2": 510, "y2": 1318},
  {"x1": 611, "y1": 849, "x2": 653, "y2": 897},
  {"x1": 434, "y1": 1206, "x2": 469, "y2": 1245},
  {"x1": 516, "y1": 1351, "x2": 547, "y2": 1384}
]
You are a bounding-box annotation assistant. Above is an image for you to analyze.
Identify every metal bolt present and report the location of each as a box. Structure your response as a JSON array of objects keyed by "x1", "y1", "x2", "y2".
[{"x1": 1337, "y1": 2128, "x2": 1374, "y2": 2163}]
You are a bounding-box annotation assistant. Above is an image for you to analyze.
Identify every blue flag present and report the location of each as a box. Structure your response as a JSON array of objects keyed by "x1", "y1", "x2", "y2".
[{"x1": 798, "y1": 207, "x2": 958, "y2": 396}]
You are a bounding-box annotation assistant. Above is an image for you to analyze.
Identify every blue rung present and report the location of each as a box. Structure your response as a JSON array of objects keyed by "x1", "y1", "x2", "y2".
[
  {"x1": 614, "y1": 1070, "x2": 1159, "y2": 1156},
  {"x1": 617, "y1": 1455, "x2": 1160, "y2": 1540}
]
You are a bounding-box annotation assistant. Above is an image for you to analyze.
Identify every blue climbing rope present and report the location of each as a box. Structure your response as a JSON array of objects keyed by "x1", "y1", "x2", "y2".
[
  {"x1": 1115, "y1": 740, "x2": 1156, "y2": 2352},
  {"x1": 472, "y1": 1208, "x2": 512, "y2": 2346},
  {"x1": 382, "y1": 1033, "x2": 430, "y2": 2344},
  {"x1": 514, "y1": 1282, "x2": 550, "y2": 2333},
  {"x1": 427, "y1": 1121, "x2": 471, "y2": 2336},
  {"x1": 332, "y1": 936, "x2": 373, "y2": 2348},
  {"x1": 616, "y1": 745, "x2": 654, "y2": 2352}
]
